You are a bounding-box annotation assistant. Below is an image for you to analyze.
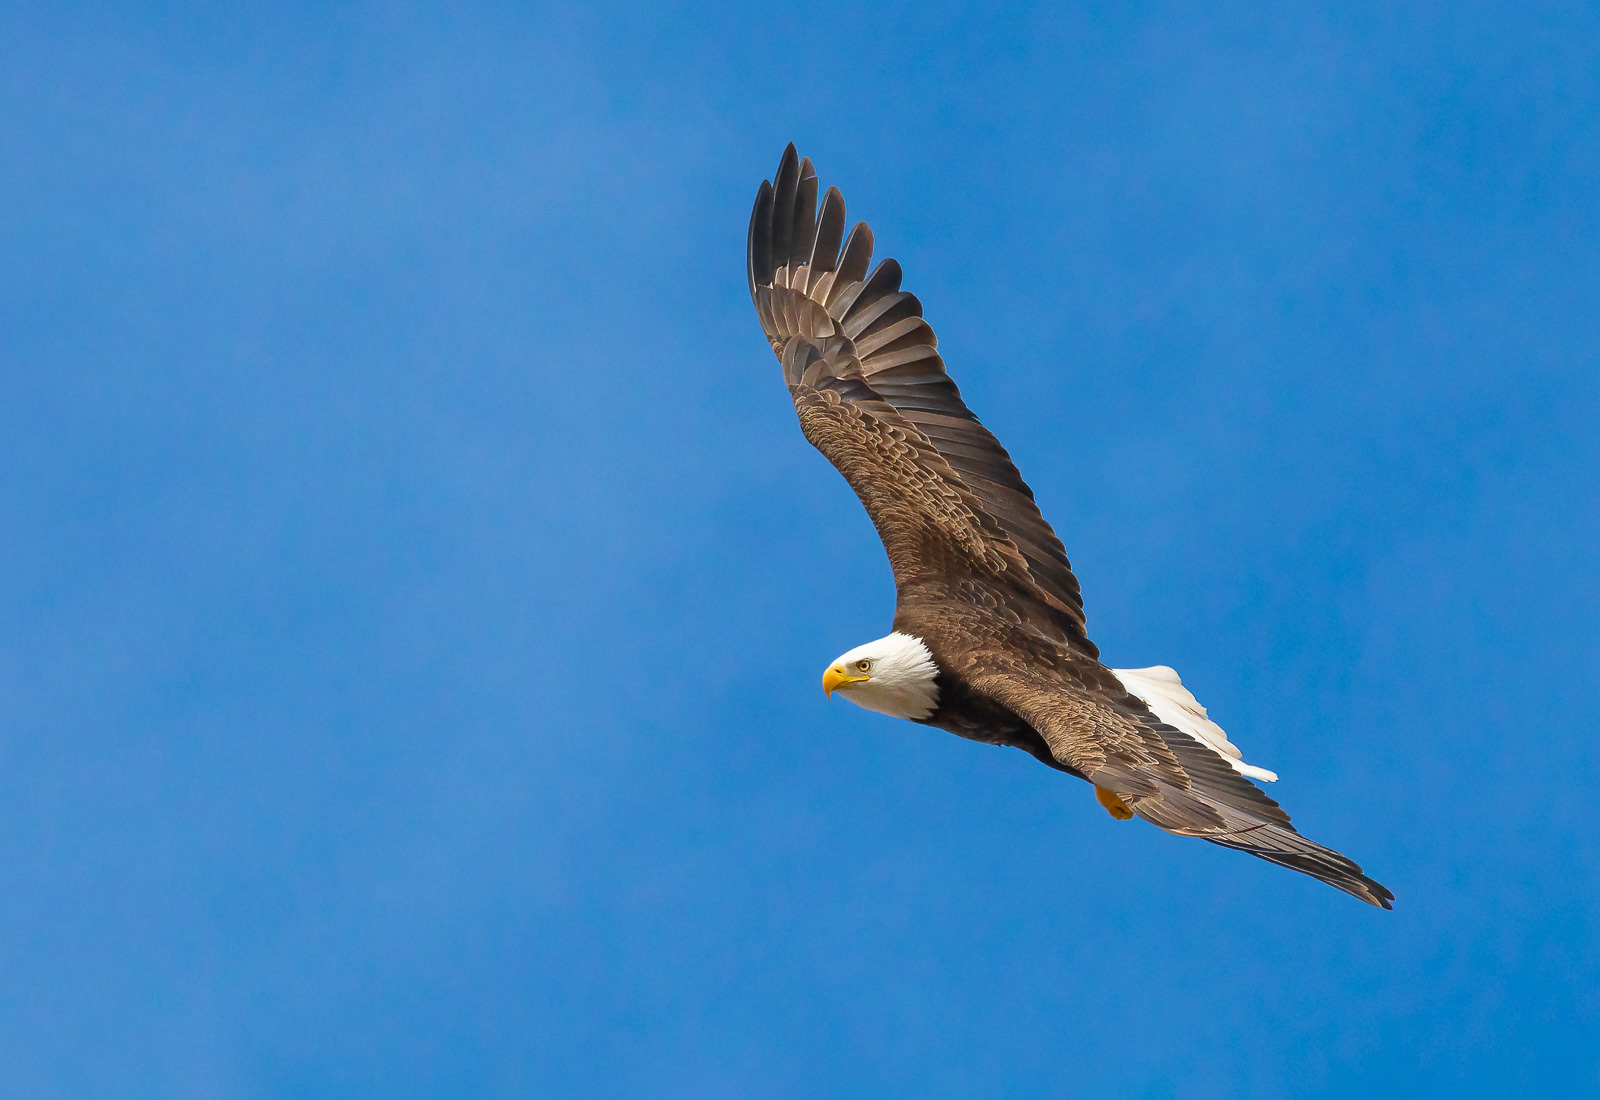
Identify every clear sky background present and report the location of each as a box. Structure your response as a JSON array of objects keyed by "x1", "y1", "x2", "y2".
[{"x1": 4, "y1": 2, "x2": 1597, "y2": 1096}]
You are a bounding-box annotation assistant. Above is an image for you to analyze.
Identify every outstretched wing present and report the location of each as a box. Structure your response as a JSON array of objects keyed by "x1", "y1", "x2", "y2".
[
  {"x1": 777, "y1": 340, "x2": 1046, "y2": 599},
  {"x1": 749, "y1": 145, "x2": 1097, "y2": 656},
  {"x1": 966, "y1": 661, "x2": 1393, "y2": 908}
]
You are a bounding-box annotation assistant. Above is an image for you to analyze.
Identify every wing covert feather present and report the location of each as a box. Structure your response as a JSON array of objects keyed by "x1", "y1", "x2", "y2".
[{"x1": 778, "y1": 340, "x2": 1037, "y2": 591}]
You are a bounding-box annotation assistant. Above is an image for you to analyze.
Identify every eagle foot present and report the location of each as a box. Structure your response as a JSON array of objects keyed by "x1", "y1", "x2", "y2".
[{"x1": 1095, "y1": 786, "x2": 1134, "y2": 821}]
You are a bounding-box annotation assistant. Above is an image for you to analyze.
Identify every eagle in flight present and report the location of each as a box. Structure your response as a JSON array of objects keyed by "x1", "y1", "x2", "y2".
[{"x1": 748, "y1": 145, "x2": 1392, "y2": 908}]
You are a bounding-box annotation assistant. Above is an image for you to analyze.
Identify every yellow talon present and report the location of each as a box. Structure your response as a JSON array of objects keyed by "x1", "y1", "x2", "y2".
[{"x1": 1096, "y1": 786, "x2": 1134, "y2": 820}]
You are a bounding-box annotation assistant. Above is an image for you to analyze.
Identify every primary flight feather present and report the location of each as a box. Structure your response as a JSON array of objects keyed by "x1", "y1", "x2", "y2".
[{"x1": 748, "y1": 144, "x2": 1392, "y2": 909}]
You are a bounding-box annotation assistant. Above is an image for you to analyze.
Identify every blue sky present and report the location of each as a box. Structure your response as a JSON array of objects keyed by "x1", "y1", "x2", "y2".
[{"x1": 4, "y1": 2, "x2": 1597, "y2": 1095}]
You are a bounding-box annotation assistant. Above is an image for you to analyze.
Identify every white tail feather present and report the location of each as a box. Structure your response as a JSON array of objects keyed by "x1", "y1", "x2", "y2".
[{"x1": 1110, "y1": 665, "x2": 1279, "y2": 782}]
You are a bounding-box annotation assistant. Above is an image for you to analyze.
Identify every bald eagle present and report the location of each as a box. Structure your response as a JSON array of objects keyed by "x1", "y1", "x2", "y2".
[{"x1": 748, "y1": 145, "x2": 1392, "y2": 909}]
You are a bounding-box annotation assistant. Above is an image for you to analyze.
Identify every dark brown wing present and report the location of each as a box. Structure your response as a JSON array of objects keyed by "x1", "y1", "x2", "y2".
[
  {"x1": 967, "y1": 662, "x2": 1395, "y2": 908},
  {"x1": 774, "y1": 331, "x2": 1046, "y2": 599},
  {"x1": 749, "y1": 145, "x2": 1097, "y2": 657}
]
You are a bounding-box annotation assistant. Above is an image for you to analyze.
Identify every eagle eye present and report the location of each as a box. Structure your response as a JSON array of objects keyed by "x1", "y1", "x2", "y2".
[{"x1": 856, "y1": 659, "x2": 871, "y2": 672}]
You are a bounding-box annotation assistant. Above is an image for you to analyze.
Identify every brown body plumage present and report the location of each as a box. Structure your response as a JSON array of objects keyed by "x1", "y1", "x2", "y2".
[{"x1": 749, "y1": 145, "x2": 1393, "y2": 909}]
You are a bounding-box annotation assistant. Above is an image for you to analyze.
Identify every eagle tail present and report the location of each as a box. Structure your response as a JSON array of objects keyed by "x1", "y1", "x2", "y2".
[{"x1": 1112, "y1": 665, "x2": 1279, "y2": 782}]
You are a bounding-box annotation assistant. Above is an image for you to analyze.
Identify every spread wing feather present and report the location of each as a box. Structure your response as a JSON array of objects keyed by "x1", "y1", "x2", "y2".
[
  {"x1": 967, "y1": 663, "x2": 1394, "y2": 908},
  {"x1": 750, "y1": 145, "x2": 1096, "y2": 656},
  {"x1": 775, "y1": 338, "x2": 1040, "y2": 593}
]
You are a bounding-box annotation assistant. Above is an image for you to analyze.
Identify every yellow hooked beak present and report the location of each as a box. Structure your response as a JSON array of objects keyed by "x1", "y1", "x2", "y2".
[{"x1": 822, "y1": 665, "x2": 869, "y2": 697}]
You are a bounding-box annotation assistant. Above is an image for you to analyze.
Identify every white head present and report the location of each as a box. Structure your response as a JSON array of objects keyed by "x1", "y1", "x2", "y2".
[{"x1": 821, "y1": 631, "x2": 941, "y2": 721}]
